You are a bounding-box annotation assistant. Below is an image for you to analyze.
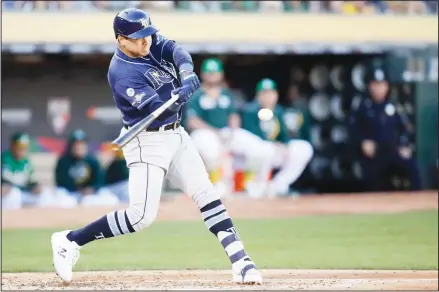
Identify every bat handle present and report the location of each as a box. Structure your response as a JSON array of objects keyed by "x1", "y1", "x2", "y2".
[{"x1": 170, "y1": 91, "x2": 180, "y2": 104}]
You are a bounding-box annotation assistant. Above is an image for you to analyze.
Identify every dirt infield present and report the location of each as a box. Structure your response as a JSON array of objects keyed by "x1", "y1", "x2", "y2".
[
  {"x1": 2, "y1": 270, "x2": 438, "y2": 290},
  {"x1": 2, "y1": 191, "x2": 438, "y2": 290}
]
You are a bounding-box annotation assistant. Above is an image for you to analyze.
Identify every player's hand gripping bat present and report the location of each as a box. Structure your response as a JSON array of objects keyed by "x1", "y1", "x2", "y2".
[{"x1": 111, "y1": 91, "x2": 181, "y2": 151}]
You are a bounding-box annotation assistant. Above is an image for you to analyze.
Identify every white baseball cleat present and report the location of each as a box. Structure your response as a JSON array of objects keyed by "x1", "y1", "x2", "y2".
[
  {"x1": 232, "y1": 260, "x2": 263, "y2": 285},
  {"x1": 51, "y1": 230, "x2": 80, "y2": 283}
]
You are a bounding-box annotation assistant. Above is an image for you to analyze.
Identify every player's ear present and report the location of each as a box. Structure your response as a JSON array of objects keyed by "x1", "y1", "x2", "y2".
[{"x1": 117, "y1": 35, "x2": 126, "y2": 46}]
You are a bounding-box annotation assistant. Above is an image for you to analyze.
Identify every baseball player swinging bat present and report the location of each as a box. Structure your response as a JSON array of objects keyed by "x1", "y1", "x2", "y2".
[
  {"x1": 111, "y1": 91, "x2": 180, "y2": 150},
  {"x1": 50, "y1": 7, "x2": 262, "y2": 286}
]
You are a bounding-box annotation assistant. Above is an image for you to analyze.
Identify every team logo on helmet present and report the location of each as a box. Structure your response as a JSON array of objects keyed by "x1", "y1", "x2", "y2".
[{"x1": 139, "y1": 18, "x2": 149, "y2": 28}]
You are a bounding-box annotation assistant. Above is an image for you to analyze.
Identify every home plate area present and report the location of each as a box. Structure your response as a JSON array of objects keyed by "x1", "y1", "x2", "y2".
[{"x1": 2, "y1": 270, "x2": 438, "y2": 290}]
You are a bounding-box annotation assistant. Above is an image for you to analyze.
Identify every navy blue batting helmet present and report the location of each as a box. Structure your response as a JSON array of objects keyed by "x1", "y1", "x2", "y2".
[{"x1": 113, "y1": 8, "x2": 159, "y2": 39}]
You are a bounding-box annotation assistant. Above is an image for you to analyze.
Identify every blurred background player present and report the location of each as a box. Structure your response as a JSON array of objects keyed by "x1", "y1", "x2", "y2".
[
  {"x1": 241, "y1": 78, "x2": 314, "y2": 196},
  {"x1": 186, "y1": 58, "x2": 275, "y2": 197},
  {"x1": 55, "y1": 129, "x2": 120, "y2": 206},
  {"x1": 349, "y1": 67, "x2": 421, "y2": 192},
  {"x1": 283, "y1": 83, "x2": 311, "y2": 142},
  {"x1": 1, "y1": 133, "x2": 69, "y2": 209}
]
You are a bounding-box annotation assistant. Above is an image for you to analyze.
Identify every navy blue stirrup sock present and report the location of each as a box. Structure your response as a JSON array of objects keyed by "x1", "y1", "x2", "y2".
[
  {"x1": 67, "y1": 211, "x2": 135, "y2": 246},
  {"x1": 199, "y1": 200, "x2": 251, "y2": 265}
]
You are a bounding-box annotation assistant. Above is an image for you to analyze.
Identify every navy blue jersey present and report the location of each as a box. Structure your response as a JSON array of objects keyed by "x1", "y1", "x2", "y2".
[{"x1": 108, "y1": 34, "x2": 182, "y2": 128}]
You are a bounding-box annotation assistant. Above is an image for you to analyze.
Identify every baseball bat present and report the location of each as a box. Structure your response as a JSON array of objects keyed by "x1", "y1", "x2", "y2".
[{"x1": 111, "y1": 91, "x2": 180, "y2": 151}]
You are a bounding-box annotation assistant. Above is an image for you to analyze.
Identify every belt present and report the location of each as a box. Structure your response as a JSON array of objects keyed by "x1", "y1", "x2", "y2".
[{"x1": 123, "y1": 120, "x2": 180, "y2": 132}]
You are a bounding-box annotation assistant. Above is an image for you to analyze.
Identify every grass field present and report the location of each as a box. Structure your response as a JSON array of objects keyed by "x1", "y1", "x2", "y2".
[{"x1": 2, "y1": 210, "x2": 437, "y2": 273}]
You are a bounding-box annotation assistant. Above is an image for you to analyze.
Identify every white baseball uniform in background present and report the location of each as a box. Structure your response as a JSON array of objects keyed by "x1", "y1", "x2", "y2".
[
  {"x1": 264, "y1": 139, "x2": 314, "y2": 196},
  {"x1": 190, "y1": 127, "x2": 275, "y2": 196}
]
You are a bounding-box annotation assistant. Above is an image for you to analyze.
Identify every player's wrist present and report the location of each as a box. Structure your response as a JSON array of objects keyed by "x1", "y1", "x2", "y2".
[{"x1": 179, "y1": 62, "x2": 194, "y2": 73}]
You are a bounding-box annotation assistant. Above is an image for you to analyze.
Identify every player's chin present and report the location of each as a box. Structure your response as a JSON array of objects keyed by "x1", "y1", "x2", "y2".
[{"x1": 141, "y1": 47, "x2": 150, "y2": 56}]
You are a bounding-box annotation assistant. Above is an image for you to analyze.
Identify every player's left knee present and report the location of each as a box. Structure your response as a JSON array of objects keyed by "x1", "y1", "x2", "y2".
[
  {"x1": 288, "y1": 140, "x2": 314, "y2": 163},
  {"x1": 192, "y1": 185, "x2": 220, "y2": 210}
]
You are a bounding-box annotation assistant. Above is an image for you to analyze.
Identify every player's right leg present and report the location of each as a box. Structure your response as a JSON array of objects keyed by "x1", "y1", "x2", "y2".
[
  {"x1": 52, "y1": 130, "x2": 178, "y2": 283},
  {"x1": 51, "y1": 163, "x2": 165, "y2": 282}
]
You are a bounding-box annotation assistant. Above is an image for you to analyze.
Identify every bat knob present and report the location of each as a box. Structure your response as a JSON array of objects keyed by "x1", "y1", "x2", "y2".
[{"x1": 111, "y1": 144, "x2": 121, "y2": 151}]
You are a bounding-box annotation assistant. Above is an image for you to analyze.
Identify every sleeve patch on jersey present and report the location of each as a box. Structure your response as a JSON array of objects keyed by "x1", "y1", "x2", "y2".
[
  {"x1": 131, "y1": 92, "x2": 146, "y2": 106},
  {"x1": 126, "y1": 88, "x2": 135, "y2": 97}
]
